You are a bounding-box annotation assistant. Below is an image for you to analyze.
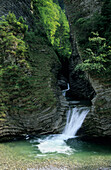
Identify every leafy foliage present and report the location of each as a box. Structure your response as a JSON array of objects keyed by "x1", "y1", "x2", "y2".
[
  {"x1": 32, "y1": 0, "x2": 71, "y2": 58},
  {"x1": 0, "y1": 0, "x2": 71, "y2": 117},
  {"x1": 101, "y1": 0, "x2": 111, "y2": 43},
  {"x1": 75, "y1": 32, "x2": 111, "y2": 78},
  {"x1": 74, "y1": 0, "x2": 111, "y2": 79},
  {"x1": 53, "y1": 9, "x2": 71, "y2": 58},
  {"x1": 0, "y1": 12, "x2": 29, "y2": 69},
  {"x1": 0, "y1": 12, "x2": 32, "y2": 115},
  {"x1": 0, "y1": 10, "x2": 59, "y2": 117}
]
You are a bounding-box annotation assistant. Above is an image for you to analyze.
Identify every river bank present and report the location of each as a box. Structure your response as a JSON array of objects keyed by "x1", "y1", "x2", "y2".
[
  {"x1": 0, "y1": 99, "x2": 111, "y2": 170},
  {"x1": 0, "y1": 138, "x2": 111, "y2": 170}
]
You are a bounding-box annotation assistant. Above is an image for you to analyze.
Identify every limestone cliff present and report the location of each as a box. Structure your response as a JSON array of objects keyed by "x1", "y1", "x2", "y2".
[
  {"x1": 0, "y1": 0, "x2": 32, "y2": 26},
  {"x1": 64, "y1": 0, "x2": 111, "y2": 139},
  {"x1": 0, "y1": 0, "x2": 67, "y2": 141},
  {"x1": 64, "y1": 1, "x2": 96, "y2": 100}
]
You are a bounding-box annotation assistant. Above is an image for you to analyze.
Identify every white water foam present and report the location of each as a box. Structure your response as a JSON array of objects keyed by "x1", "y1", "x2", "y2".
[
  {"x1": 37, "y1": 135, "x2": 73, "y2": 155},
  {"x1": 63, "y1": 107, "x2": 89, "y2": 139},
  {"x1": 32, "y1": 106, "x2": 89, "y2": 155},
  {"x1": 62, "y1": 83, "x2": 70, "y2": 97}
]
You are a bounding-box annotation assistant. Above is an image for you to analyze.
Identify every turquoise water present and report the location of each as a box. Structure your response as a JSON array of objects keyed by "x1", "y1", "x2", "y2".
[
  {"x1": 5, "y1": 136, "x2": 111, "y2": 158},
  {"x1": 0, "y1": 99, "x2": 111, "y2": 169},
  {"x1": 1, "y1": 136, "x2": 111, "y2": 169}
]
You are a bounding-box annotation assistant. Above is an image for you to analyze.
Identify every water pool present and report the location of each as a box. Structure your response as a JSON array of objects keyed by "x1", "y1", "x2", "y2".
[{"x1": 0, "y1": 133, "x2": 111, "y2": 170}]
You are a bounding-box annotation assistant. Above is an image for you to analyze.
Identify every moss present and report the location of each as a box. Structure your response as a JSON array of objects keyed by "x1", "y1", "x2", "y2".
[
  {"x1": 73, "y1": 0, "x2": 111, "y2": 81},
  {"x1": 96, "y1": 98, "x2": 107, "y2": 107},
  {"x1": 25, "y1": 37, "x2": 59, "y2": 110},
  {"x1": 0, "y1": 11, "x2": 59, "y2": 117},
  {"x1": 0, "y1": 118, "x2": 6, "y2": 122}
]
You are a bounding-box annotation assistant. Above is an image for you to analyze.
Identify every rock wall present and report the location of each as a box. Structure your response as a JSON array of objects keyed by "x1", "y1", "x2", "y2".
[
  {"x1": 64, "y1": 0, "x2": 111, "y2": 139},
  {"x1": 80, "y1": 76, "x2": 111, "y2": 138},
  {"x1": 64, "y1": 0, "x2": 96, "y2": 100},
  {"x1": 0, "y1": 0, "x2": 67, "y2": 141},
  {"x1": 0, "y1": 94, "x2": 68, "y2": 141},
  {"x1": 0, "y1": 0, "x2": 33, "y2": 27}
]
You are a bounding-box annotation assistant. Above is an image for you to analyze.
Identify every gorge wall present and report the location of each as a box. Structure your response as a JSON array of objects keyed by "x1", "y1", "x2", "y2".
[
  {"x1": 0, "y1": 0, "x2": 111, "y2": 141},
  {"x1": 64, "y1": 0, "x2": 111, "y2": 139},
  {"x1": 0, "y1": 0, "x2": 68, "y2": 141}
]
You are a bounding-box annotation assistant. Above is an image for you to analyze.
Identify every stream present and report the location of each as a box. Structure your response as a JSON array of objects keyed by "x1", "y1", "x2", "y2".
[{"x1": 0, "y1": 85, "x2": 111, "y2": 169}]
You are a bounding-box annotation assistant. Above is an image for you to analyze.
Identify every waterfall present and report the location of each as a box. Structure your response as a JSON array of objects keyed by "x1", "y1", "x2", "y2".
[
  {"x1": 31, "y1": 82, "x2": 90, "y2": 155},
  {"x1": 33, "y1": 105, "x2": 89, "y2": 155},
  {"x1": 62, "y1": 83, "x2": 70, "y2": 96},
  {"x1": 62, "y1": 107, "x2": 89, "y2": 139}
]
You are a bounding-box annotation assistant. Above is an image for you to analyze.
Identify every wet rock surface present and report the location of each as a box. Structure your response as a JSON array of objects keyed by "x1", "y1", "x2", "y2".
[
  {"x1": 64, "y1": 0, "x2": 96, "y2": 100},
  {"x1": 0, "y1": 92, "x2": 68, "y2": 141},
  {"x1": 0, "y1": 0, "x2": 68, "y2": 141},
  {"x1": 0, "y1": 0, "x2": 111, "y2": 141},
  {"x1": 0, "y1": 0, "x2": 33, "y2": 27},
  {"x1": 79, "y1": 79, "x2": 111, "y2": 138},
  {"x1": 64, "y1": 0, "x2": 111, "y2": 138}
]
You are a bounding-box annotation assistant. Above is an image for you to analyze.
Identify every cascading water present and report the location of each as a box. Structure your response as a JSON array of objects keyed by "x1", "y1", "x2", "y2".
[
  {"x1": 63, "y1": 107, "x2": 89, "y2": 139},
  {"x1": 33, "y1": 106, "x2": 89, "y2": 155},
  {"x1": 62, "y1": 83, "x2": 70, "y2": 96},
  {"x1": 33, "y1": 112, "x2": 89, "y2": 155},
  {"x1": 31, "y1": 84, "x2": 90, "y2": 155},
  {"x1": 2, "y1": 85, "x2": 111, "y2": 169}
]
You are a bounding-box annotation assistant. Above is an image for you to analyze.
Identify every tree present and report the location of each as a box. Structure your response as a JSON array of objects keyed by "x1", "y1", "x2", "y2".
[{"x1": 75, "y1": 32, "x2": 111, "y2": 78}]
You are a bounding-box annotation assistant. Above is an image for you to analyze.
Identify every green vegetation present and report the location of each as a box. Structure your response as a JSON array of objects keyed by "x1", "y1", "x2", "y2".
[
  {"x1": 74, "y1": 0, "x2": 111, "y2": 80},
  {"x1": 0, "y1": 12, "x2": 30, "y2": 116},
  {"x1": 32, "y1": 0, "x2": 71, "y2": 58},
  {"x1": 0, "y1": 12, "x2": 28, "y2": 67},
  {"x1": 75, "y1": 32, "x2": 111, "y2": 78},
  {"x1": 1, "y1": 0, "x2": 111, "y2": 119},
  {"x1": 0, "y1": 0, "x2": 71, "y2": 119},
  {"x1": 0, "y1": 0, "x2": 71, "y2": 117},
  {"x1": 0, "y1": 11, "x2": 59, "y2": 117}
]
